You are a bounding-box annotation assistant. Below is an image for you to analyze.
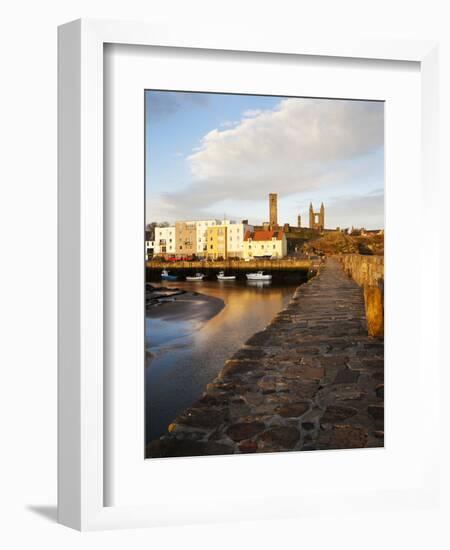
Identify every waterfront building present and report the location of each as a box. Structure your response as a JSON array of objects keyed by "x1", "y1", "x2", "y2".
[
  {"x1": 226, "y1": 221, "x2": 252, "y2": 258},
  {"x1": 145, "y1": 239, "x2": 155, "y2": 260},
  {"x1": 181, "y1": 218, "x2": 252, "y2": 258},
  {"x1": 153, "y1": 225, "x2": 176, "y2": 256},
  {"x1": 152, "y1": 219, "x2": 253, "y2": 259},
  {"x1": 243, "y1": 229, "x2": 287, "y2": 259},
  {"x1": 183, "y1": 219, "x2": 223, "y2": 255},
  {"x1": 175, "y1": 221, "x2": 197, "y2": 257},
  {"x1": 206, "y1": 225, "x2": 228, "y2": 259}
]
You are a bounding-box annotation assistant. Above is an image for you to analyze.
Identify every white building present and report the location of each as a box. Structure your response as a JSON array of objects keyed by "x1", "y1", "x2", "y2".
[
  {"x1": 225, "y1": 221, "x2": 253, "y2": 258},
  {"x1": 186, "y1": 219, "x2": 221, "y2": 255},
  {"x1": 183, "y1": 219, "x2": 252, "y2": 258},
  {"x1": 243, "y1": 229, "x2": 287, "y2": 260},
  {"x1": 153, "y1": 226, "x2": 176, "y2": 256},
  {"x1": 152, "y1": 219, "x2": 253, "y2": 258},
  {"x1": 145, "y1": 240, "x2": 155, "y2": 260}
]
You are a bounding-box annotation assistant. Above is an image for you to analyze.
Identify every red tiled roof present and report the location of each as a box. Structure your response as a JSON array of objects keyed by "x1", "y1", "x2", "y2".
[{"x1": 244, "y1": 230, "x2": 283, "y2": 242}]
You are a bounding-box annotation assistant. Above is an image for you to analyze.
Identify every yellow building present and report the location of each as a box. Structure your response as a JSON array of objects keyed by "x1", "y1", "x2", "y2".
[
  {"x1": 206, "y1": 225, "x2": 228, "y2": 259},
  {"x1": 243, "y1": 229, "x2": 287, "y2": 259}
]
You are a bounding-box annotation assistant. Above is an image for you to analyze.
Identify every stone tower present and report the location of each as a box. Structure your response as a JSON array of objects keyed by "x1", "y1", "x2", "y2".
[
  {"x1": 297, "y1": 214, "x2": 301, "y2": 228},
  {"x1": 309, "y1": 202, "x2": 325, "y2": 230},
  {"x1": 269, "y1": 193, "x2": 278, "y2": 227}
]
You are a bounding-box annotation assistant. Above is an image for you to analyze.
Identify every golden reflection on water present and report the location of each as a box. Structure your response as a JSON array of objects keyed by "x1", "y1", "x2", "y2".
[
  {"x1": 194, "y1": 283, "x2": 286, "y2": 346},
  {"x1": 145, "y1": 280, "x2": 297, "y2": 442}
]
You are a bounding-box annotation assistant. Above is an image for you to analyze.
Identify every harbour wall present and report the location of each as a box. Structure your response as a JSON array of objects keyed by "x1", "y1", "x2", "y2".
[
  {"x1": 146, "y1": 259, "x2": 312, "y2": 271},
  {"x1": 146, "y1": 259, "x2": 313, "y2": 283},
  {"x1": 337, "y1": 254, "x2": 384, "y2": 338}
]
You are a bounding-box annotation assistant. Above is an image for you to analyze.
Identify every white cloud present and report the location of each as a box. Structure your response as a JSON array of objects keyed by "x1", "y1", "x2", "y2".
[
  {"x1": 153, "y1": 98, "x2": 383, "y2": 222},
  {"x1": 242, "y1": 109, "x2": 262, "y2": 118},
  {"x1": 219, "y1": 120, "x2": 239, "y2": 128}
]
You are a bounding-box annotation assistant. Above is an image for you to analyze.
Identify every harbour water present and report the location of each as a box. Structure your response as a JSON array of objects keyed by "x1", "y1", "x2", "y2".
[{"x1": 145, "y1": 280, "x2": 298, "y2": 444}]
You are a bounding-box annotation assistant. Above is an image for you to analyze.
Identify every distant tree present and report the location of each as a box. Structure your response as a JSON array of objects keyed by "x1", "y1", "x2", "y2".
[{"x1": 146, "y1": 221, "x2": 170, "y2": 240}]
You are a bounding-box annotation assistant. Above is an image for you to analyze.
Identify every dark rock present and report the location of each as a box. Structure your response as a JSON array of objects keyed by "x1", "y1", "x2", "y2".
[
  {"x1": 258, "y1": 426, "x2": 300, "y2": 449},
  {"x1": 285, "y1": 364, "x2": 324, "y2": 381},
  {"x1": 238, "y1": 440, "x2": 258, "y2": 453},
  {"x1": 301, "y1": 422, "x2": 315, "y2": 431},
  {"x1": 257, "y1": 375, "x2": 289, "y2": 393},
  {"x1": 276, "y1": 402, "x2": 309, "y2": 418},
  {"x1": 375, "y1": 384, "x2": 384, "y2": 399},
  {"x1": 316, "y1": 425, "x2": 368, "y2": 449},
  {"x1": 219, "y1": 360, "x2": 260, "y2": 379},
  {"x1": 226, "y1": 422, "x2": 266, "y2": 442},
  {"x1": 333, "y1": 367, "x2": 360, "y2": 384},
  {"x1": 290, "y1": 380, "x2": 320, "y2": 399},
  {"x1": 316, "y1": 355, "x2": 349, "y2": 367},
  {"x1": 243, "y1": 391, "x2": 264, "y2": 406},
  {"x1": 321, "y1": 405, "x2": 358, "y2": 423},
  {"x1": 177, "y1": 407, "x2": 227, "y2": 430},
  {"x1": 368, "y1": 404, "x2": 384, "y2": 420},
  {"x1": 245, "y1": 332, "x2": 270, "y2": 346},
  {"x1": 233, "y1": 347, "x2": 266, "y2": 360}
]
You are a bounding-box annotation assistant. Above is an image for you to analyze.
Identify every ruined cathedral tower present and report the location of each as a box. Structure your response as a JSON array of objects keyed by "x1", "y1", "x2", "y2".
[
  {"x1": 269, "y1": 193, "x2": 278, "y2": 227},
  {"x1": 309, "y1": 202, "x2": 325, "y2": 230}
]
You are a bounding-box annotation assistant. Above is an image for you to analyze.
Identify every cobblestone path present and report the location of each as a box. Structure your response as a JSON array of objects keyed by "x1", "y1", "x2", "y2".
[{"x1": 147, "y1": 258, "x2": 384, "y2": 458}]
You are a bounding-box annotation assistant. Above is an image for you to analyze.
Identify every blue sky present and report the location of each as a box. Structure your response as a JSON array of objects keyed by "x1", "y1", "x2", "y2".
[{"x1": 145, "y1": 90, "x2": 384, "y2": 229}]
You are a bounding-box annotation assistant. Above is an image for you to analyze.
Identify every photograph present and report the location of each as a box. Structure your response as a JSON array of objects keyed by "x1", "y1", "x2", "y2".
[{"x1": 144, "y1": 90, "x2": 384, "y2": 458}]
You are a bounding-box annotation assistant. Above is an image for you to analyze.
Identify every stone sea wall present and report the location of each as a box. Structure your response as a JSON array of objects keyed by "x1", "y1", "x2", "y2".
[
  {"x1": 338, "y1": 254, "x2": 384, "y2": 288},
  {"x1": 337, "y1": 254, "x2": 384, "y2": 338},
  {"x1": 146, "y1": 258, "x2": 384, "y2": 458}
]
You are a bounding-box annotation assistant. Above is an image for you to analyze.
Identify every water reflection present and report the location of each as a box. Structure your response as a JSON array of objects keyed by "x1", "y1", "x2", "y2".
[{"x1": 145, "y1": 280, "x2": 297, "y2": 443}]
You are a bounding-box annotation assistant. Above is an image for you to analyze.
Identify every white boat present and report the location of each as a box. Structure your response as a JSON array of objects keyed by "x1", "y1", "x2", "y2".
[
  {"x1": 217, "y1": 271, "x2": 236, "y2": 281},
  {"x1": 186, "y1": 273, "x2": 205, "y2": 281},
  {"x1": 161, "y1": 269, "x2": 178, "y2": 281},
  {"x1": 246, "y1": 271, "x2": 272, "y2": 281}
]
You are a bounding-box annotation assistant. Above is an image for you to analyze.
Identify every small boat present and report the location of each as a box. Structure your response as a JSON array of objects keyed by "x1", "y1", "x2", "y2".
[
  {"x1": 161, "y1": 269, "x2": 178, "y2": 281},
  {"x1": 185, "y1": 273, "x2": 205, "y2": 281},
  {"x1": 217, "y1": 271, "x2": 236, "y2": 281},
  {"x1": 246, "y1": 271, "x2": 272, "y2": 281}
]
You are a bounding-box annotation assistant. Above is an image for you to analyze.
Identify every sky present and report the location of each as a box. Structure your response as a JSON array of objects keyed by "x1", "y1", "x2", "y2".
[{"x1": 145, "y1": 90, "x2": 384, "y2": 229}]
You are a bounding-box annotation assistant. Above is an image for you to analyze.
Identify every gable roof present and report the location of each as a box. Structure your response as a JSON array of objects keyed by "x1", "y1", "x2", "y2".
[{"x1": 244, "y1": 230, "x2": 283, "y2": 242}]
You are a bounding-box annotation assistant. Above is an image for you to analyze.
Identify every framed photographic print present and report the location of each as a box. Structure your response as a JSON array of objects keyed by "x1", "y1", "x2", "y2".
[
  {"x1": 58, "y1": 19, "x2": 440, "y2": 530},
  {"x1": 143, "y1": 90, "x2": 385, "y2": 460}
]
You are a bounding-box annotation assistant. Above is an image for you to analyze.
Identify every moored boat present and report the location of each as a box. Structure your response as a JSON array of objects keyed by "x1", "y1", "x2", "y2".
[
  {"x1": 185, "y1": 273, "x2": 205, "y2": 281},
  {"x1": 217, "y1": 271, "x2": 236, "y2": 281},
  {"x1": 161, "y1": 269, "x2": 178, "y2": 281},
  {"x1": 246, "y1": 271, "x2": 272, "y2": 281}
]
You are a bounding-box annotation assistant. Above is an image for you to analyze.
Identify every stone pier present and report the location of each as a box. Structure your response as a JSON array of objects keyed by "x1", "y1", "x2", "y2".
[
  {"x1": 147, "y1": 258, "x2": 384, "y2": 458},
  {"x1": 337, "y1": 254, "x2": 384, "y2": 338}
]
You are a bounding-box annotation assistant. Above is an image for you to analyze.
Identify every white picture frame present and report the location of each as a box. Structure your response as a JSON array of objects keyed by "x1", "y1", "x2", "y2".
[{"x1": 58, "y1": 18, "x2": 439, "y2": 531}]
